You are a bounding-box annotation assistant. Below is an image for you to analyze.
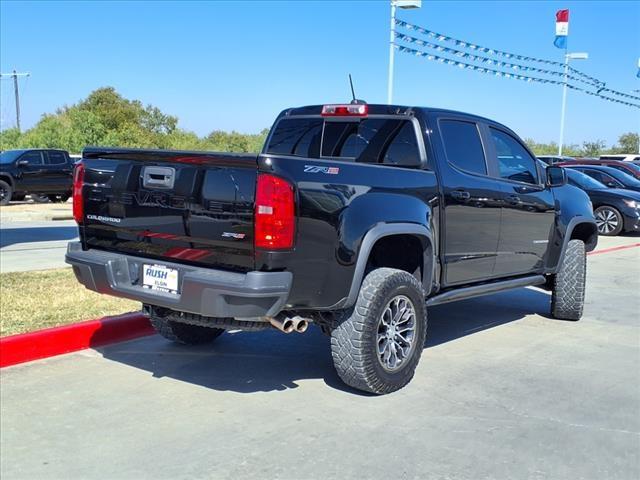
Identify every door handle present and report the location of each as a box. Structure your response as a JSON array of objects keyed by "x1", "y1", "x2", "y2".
[
  {"x1": 506, "y1": 194, "x2": 521, "y2": 204},
  {"x1": 451, "y1": 190, "x2": 470, "y2": 201}
]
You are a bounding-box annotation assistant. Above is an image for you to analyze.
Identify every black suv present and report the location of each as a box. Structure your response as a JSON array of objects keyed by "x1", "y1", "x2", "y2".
[
  {"x1": 0, "y1": 149, "x2": 74, "y2": 205},
  {"x1": 66, "y1": 104, "x2": 598, "y2": 394}
]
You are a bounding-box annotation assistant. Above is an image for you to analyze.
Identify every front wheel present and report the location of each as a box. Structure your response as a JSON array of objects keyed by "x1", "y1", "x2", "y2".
[
  {"x1": 330, "y1": 268, "x2": 427, "y2": 395},
  {"x1": 150, "y1": 315, "x2": 224, "y2": 345},
  {"x1": 0, "y1": 180, "x2": 12, "y2": 206},
  {"x1": 551, "y1": 239, "x2": 586, "y2": 321},
  {"x1": 594, "y1": 206, "x2": 623, "y2": 236}
]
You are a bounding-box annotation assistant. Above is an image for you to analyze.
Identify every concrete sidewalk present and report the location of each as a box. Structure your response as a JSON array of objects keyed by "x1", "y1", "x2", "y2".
[{"x1": 1, "y1": 236, "x2": 639, "y2": 479}]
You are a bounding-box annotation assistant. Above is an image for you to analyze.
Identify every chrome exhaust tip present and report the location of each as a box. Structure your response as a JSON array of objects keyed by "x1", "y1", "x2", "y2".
[
  {"x1": 269, "y1": 317, "x2": 294, "y2": 334},
  {"x1": 292, "y1": 316, "x2": 309, "y2": 333}
]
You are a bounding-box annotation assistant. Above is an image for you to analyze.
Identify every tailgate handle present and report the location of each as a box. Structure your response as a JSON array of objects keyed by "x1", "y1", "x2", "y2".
[{"x1": 142, "y1": 166, "x2": 175, "y2": 189}]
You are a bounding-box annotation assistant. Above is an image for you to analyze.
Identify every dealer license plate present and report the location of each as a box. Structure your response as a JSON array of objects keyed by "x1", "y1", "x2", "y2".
[{"x1": 142, "y1": 264, "x2": 179, "y2": 294}]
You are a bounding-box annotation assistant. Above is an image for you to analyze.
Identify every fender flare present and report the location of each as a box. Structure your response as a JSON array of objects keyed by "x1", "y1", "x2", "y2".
[
  {"x1": 344, "y1": 223, "x2": 435, "y2": 308},
  {"x1": 553, "y1": 216, "x2": 598, "y2": 272}
]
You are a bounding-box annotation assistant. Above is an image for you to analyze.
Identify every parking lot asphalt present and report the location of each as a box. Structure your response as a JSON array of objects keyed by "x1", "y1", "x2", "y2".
[
  {"x1": 1, "y1": 235, "x2": 639, "y2": 480},
  {"x1": 0, "y1": 220, "x2": 78, "y2": 273}
]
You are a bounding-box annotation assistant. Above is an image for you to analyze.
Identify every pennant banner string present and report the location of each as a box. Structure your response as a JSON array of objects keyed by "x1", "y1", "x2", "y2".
[
  {"x1": 394, "y1": 44, "x2": 640, "y2": 109},
  {"x1": 394, "y1": 19, "x2": 640, "y2": 103},
  {"x1": 395, "y1": 19, "x2": 602, "y2": 87},
  {"x1": 395, "y1": 32, "x2": 599, "y2": 89}
]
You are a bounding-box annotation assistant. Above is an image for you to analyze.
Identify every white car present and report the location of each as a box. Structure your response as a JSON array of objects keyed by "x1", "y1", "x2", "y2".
[{"x1": 600, "y1": 154, "x2": 640, "y2": 163}]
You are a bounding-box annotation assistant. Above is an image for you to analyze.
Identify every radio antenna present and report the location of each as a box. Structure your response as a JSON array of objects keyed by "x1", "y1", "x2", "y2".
[
  {"x1": 349, "y1": 74, "x2": 356, "y2": 103},
  {"x1": 348, "y1": 74, "x2": 366, "y2": 105}
]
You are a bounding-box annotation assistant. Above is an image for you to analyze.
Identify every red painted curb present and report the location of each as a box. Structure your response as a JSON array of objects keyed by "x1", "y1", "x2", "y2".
[
  {"x1": 0, "y1": 313, "x2": 153, "y2": 368},
  {"x1": 587, "y1": 242, "x2": 640, "y2": 256}
]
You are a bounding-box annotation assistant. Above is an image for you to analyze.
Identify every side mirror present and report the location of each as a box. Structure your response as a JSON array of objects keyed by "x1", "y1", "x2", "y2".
[
  {"x1": 546, "y1": 166, "x2": 567, "y2": 187},
  {"x1": 17, "y1": 159, "x2": 29, "y2": 167}
]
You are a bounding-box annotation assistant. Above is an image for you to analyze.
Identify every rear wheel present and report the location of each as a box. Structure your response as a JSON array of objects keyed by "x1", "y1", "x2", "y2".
[
  {"x1": 30, "y1": 193, "x2": 50, "y2": 203},
  {"x1": 330, "y1": 268, "x2": 427, "y2": 395},
  {"x1": 47, "y1": 193, "x2": 70, "y2": 203},
  {"x1": 0, "y1": 180, "x2": 12, "y2": 206},
  {"x1": 551, "y1": 239, "x2": 586, "y2": 321},
  {"x1": 594, "y1": 206, "x2": 623, "y2": 236},
  {"x1": 150, "y1": 315, "x2": 224, "y2": 345}
]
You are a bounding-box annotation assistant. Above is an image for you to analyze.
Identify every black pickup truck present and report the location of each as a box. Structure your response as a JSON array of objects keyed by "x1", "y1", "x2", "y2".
[
  {"x1": 0, "y1": 149, "x2": 74, "y2": 205},
  {"x1": 66, "y1": 103, "x2": 598, "y2": 394}
]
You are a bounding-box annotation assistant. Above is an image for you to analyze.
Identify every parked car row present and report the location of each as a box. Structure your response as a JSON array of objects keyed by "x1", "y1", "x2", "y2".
[
  {"x1": 538, "y1": 154, "x2": 640, "y2": 167},
  {"x1": 537, "y1": 156, "x2": 640, "y2": 236},
  {"x1": 0, "y1": 149, "x2": 74, "y2": 205}
]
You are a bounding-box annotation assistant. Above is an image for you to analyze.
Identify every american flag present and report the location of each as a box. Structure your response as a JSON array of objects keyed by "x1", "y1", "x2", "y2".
[{"x1": 327, "y1": 167, "x2": 340, "y2": 175}]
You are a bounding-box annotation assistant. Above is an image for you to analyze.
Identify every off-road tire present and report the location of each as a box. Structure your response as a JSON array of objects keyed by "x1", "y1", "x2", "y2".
[
  {"x1": 330, "y1": 268, "x2": 427, "y2": 395},
  {"x1": 150, "y1": 315, "x2": 224, "y2": 345},
  {"x1": 551, "y1": 239, "x2": 586, "y2": 321},
  {"x1": 0, "y1": 180, "x2": 12, "y2": 206}
]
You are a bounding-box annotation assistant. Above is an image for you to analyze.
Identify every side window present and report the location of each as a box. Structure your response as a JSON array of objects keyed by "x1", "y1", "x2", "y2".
[
  {"x1": 19, "y1": 151, "x2": 44, "y2": 165},
  {"x1": 439, "y1": 120, "x2": 487, "y2": 175},
  {"x1": 490, "y1": 128, "x2": 539, "y2": 184},
  {"x1": 46, "y1": 151, "x2": 67, "y2": 165},
  {"x1": 586, "y1": 170, "x2": 620, "y2": 187},
  {"x1": 382, "y1": 121, "x2": 421, "y2": 167}
]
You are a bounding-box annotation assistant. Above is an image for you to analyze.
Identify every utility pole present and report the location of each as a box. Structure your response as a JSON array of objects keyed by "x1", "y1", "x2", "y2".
[{"x1": 0, "y1": 70, "x2": 30, "y2": 132}]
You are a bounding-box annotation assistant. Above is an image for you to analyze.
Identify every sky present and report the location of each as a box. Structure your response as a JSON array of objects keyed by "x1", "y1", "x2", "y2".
[{"x1": 1, "y1": 0, "x2": 639, "y2": 146}]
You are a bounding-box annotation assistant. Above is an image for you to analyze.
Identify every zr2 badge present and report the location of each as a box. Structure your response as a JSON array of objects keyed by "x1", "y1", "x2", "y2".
[{"x1": 304, "y1": 165, "x2": 340, "y2": 175}]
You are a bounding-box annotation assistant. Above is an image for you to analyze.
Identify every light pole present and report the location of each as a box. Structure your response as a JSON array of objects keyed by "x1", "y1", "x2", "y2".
[
  {"x1": 387, "y1": 0, "x2": 421, "y2": 104},
  {"x1": 633, "y1": 89, "x2": 640, "y2": 155},
  {"x1": 558, "y1": 52, "x2": 588, "y2": 155}
]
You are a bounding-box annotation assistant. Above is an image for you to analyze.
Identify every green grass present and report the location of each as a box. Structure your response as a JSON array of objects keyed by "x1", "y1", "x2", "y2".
[{"x1": 0, "y1": 268, "x2": 139, "y2": 336}]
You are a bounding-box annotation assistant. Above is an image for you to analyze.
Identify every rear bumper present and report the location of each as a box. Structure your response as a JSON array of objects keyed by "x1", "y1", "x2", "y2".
[{"x1": 65, "y1": 242, "x2": 292, "y2": 319}]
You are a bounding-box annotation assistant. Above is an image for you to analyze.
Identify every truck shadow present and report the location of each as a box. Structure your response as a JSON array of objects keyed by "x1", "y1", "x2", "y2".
[{"x1": 97, "y1": 287, "x2": 552, "y2": 395}]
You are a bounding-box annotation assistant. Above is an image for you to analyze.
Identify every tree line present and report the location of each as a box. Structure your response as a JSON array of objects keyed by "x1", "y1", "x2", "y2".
[{"x1": 0, "y1": 87, "x2": 637, "y2": 157}]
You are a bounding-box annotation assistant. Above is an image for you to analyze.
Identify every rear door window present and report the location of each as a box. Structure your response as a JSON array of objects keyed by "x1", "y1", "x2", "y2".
[
  {"x1": 46, "y1": 151, "x2": 67, "y2": 165},
  {"x1": 439, "y1": 120, "x2": 487, "y2": 175}
]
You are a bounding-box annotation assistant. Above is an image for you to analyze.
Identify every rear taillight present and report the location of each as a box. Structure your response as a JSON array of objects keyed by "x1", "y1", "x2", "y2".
[
  {"x1": 254, "y1": 173, "x2": 295, "y2": 250},
  {"x1": 72, "y1": 162, "x2": 85, "y2": 224},
  {"x1": 321, "y1": 104, "x2": 368, "y2": 117}
]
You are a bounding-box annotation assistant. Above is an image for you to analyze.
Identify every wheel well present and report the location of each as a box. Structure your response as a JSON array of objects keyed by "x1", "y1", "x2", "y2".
[
  {"x1": 570, "y1": 222, "x2": 598, "y2": 252},
  {"x1": 366, "y1": 234, "x2": 425, "y2": 282},
  {"x1": 0, "y1": 175, "x2": 14, "y2": 188}
]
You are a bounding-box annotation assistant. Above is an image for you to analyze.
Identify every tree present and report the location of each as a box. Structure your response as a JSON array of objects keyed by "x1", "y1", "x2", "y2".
[
  {"x1": 580, "y1": 140, "x2": 606, "y2": 157},
  {"x1": 612, "y1": 132, "x2": 639, "y2": 154}
]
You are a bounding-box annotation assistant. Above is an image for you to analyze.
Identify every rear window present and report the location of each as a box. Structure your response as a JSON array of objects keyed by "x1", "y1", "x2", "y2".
[{"x1": 266, "y1": 117, "x2": 422, "y2": 167}]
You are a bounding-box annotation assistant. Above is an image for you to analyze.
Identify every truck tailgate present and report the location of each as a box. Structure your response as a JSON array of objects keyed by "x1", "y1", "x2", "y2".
[{"x1": 80, "y1": 148, "x2": 258, "y2": 271}]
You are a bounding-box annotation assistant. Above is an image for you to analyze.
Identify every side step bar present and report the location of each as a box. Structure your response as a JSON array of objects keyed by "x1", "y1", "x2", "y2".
[{"x1": 426, "y1": 275, "x2": 546, "y2": 307}]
